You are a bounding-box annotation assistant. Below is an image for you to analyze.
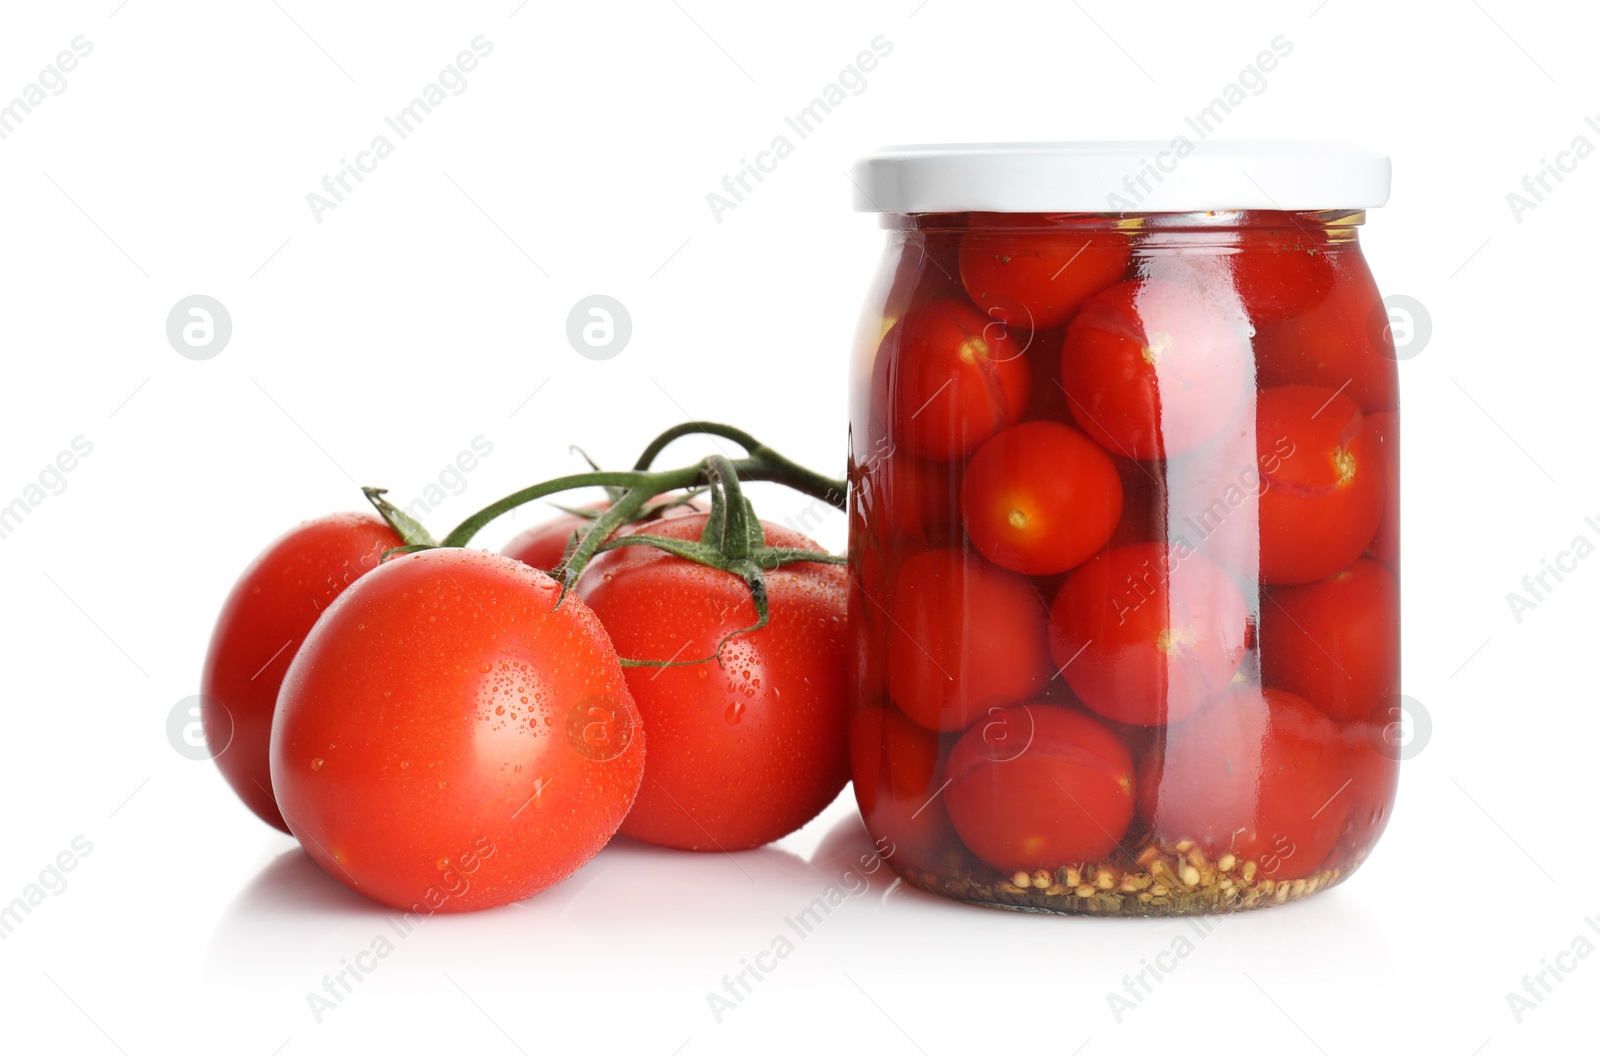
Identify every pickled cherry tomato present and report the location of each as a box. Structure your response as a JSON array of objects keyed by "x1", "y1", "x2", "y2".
[
  {"x1": 1366, "y1": 410, "x2": 1399, "y2": 570},
  {"x1": 1048, "y1": 542, "x2": 1249, "y2": 727},
  {"x1": 945, "y1": 704, "x2": 1135, "y2": 871},
  {"x1": 1108, "y1": 455, "x2": 1165, "y2": 548},
  {"x1": 1333, "y1": 699, "x2": 1402, "y2": 864},
  {"x1": 1060, "y1": 279, "x2": 1249, "y2": 460},
  {"x1": 884, "y1": 300, "x2": 1031, "y2": 461},
  {"x1": 848, "y1": 455, "x2": 956, "y2": 701},
  {"x1": 1262, "y1": 559, "x2": 1399, "y2": 722},
  {"x1": 1254, "y1": 247, "x2": 1398, "y2": 413},
  {"x1": 887, "y1": 548, "x2": 1050, "y2": 732},
  {"x1": 850, "y1": 703, "x2": 959, "y2": 867},
  {"x1": 1229, "y1": 222, "x2": 1336, "y2": 326},
  {"x1": 885, "y1": 230, "x2": 966, "y2": 317},
  {"x1": 1257, "y1": 384, "x2": 1386, "y2": 585},
  {"x1": 960, "y1": 420, "x2": 1123, "y2": 575},
  {"x1": 1138, "y1": 687, "x2": 1347, "y2": 879},
  {"x1": 867, "y1": 450, "x2": 961, "y2": 550},
  {"x1": 959, "y1": 217, "x2": 1131, "y2": 331}
]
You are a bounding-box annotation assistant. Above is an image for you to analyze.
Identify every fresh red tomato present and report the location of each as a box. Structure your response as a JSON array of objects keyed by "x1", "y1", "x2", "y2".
[
  {"x1": 1257, "y1": 384, "x2": 1385, "y2": 585},
  {"x1": 1254, "y1": 246, "x2": 1398, "y2": 413},
  {"x1": 1262, "y1": 559, "x2": 1399, "y2": 722},
  {"x1": 959, "y1": 216, "x2": 1131, "y2": 331},
  {"x1": 577, "y1": 513, "x2": 848, "y2": 852},
  {"x1": 1048, "y1": 542, "x2": 1248, "y2": 727},
  {"x1": 1138, "y1": 687, "x2": 1347, "y2": 878},
  {"x1": 883, "y1": 300, "x2": 1031, "y2": 461},
  {"x1": 1366, "y1": 410, "x2": 1399, "y2": 570},
  {"x1": 960, "y1": 420, "x2": 1123, "y2": 576},
  {"x1": 945, "y1": 704, "x2": 1135, "y2": 871},
  {"x1": 1060, "y1": 278, "x2": 1249, "y2": 459},
  {"x1": 201, "y1": 513, "x2": 402, "y2": 833},
  {"x1": 1229, "y1": 220, "x2": 1335, "y2": 326},
  {"x1": 271, "y1": 548, "x2": 644, "y2": 912},
  {"x1": 850, "y1": 703, "x2": 960, "y2": 869},
  {"x1": 887, "y1": 548, "x2": 1050, "y2": 732}
]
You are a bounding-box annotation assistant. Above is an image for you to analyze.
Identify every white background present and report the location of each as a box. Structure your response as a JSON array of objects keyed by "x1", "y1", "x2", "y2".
[{"x1": 0, "y1": 1, "x2": 1592, "y2": 1054}]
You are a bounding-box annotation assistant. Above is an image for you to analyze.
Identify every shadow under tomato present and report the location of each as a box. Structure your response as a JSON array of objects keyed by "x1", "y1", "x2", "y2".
[{"x1": 205, "y1": 831, "x2": 841, "y2": 984}]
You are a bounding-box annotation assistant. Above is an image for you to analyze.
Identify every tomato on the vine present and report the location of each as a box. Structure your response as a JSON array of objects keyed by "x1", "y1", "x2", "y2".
[
  {"x1": 1256, "y1": 384, "x2": 1385, "y2": 585},
  {"x1": 577, "y1": 513, "x2": 849, "y2": 852},
  {"x1": 887, "y1": 548, "x2": 1050, "y2": 732},
  {"x1": 1138, "y1": 687, "x2": 1346, "y2": 878},
  {"x1": 960, "y1": 420, "x2": 1123, "y2": 575},
  {"x1": 201, "y1": 512, "x2": 401, "y2": 832},
  {"x1": 1262, "y1": 558, "x2": 1399, "y2": 722},
  {"x1": 883, "y1": 300, "x2": 1030, "y2": 461},
  {"x1": 271, "y1": 548, "x2": 644, "y2": 912},
  {"x1": 1060, "y1": 278, "x2": 1249, "y2": 460},
  {"x1": 1048, "y1": 542, "x2": 1248, "y2": 727},
  {"x1": 945, "y1": 703, "x2": 1135, "y2": 871}
]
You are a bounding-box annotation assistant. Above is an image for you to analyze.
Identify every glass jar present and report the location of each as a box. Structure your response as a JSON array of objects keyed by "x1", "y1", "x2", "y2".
[{"x1": 845, "y1": 143, "x2": 1399, "y2": 915}]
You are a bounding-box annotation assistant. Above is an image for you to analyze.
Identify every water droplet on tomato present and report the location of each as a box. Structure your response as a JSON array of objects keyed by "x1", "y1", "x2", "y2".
[
  {"x1": 496, "y1": 705, "x2": 505, "y2": 715},
  {"x1": 438, "y1": 780, "x2": 447, "y2": 789},
  {"x1": 310, "y1": 758, "x2": 324, "y2": 771},
  {"x1": 725, "y1": 701, "x2": 745, "y2": 724}
]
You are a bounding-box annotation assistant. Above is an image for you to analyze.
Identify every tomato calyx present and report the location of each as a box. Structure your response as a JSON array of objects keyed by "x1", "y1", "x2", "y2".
[
  {"x1": 361, "y1": 487, "x2": 439, "y2": 551},
  {"x1": 359, "y1": 421, "x2": 846, "y2": 666},
  {"x1": 595, "y1": 454, "x2": 845, "y2": 670}
]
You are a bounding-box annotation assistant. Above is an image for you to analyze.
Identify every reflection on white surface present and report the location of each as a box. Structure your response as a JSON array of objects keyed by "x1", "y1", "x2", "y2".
[{"x1": 208, "y1": 802, "x2": 1396, "y2": 987}]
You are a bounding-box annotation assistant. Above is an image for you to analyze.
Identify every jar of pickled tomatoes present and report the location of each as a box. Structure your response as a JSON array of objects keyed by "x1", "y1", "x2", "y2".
[{"x1": 846, "y1": 142, "x2": 1399, "y2": 915}]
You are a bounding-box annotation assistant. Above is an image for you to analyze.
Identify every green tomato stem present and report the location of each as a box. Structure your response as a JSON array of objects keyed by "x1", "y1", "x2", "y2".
[
  {"x1": 438, "y1": 468, "x2": 696, "y2": 550},
  {"x1": 632, "y1": 421, "x2": 847, "y2": 512}
]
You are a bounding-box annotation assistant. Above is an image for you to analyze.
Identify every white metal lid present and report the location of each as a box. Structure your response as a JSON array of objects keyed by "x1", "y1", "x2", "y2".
[{"x1": 850, "y1": 141, "x2": 1391, "y2": 214}]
